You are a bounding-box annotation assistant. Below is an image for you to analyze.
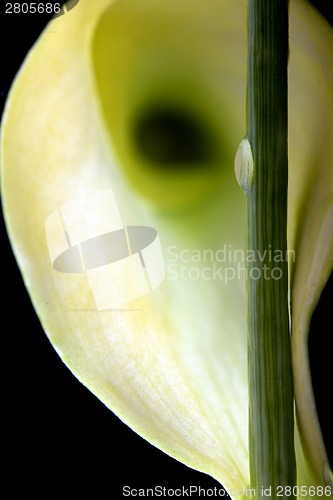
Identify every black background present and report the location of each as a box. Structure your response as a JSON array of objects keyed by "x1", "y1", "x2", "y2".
[{"x1": 1, "y1": 1, "x2": 332, "y2": 497}]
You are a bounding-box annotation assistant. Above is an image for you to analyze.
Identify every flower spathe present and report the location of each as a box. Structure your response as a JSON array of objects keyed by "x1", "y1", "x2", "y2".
[{"x1": 1, "y1": 0, "x2": 332, "y2": 497}]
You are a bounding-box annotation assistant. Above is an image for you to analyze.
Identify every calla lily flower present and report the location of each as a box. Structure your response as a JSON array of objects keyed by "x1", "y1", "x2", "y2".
[{"x1": 1, "y1": 0, "x2": 332, "y2": 497}]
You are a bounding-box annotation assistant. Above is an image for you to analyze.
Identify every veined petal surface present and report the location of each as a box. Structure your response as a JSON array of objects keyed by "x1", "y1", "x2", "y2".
[{"x1": 1, "y1": 0, "x2": 332, "y2": 497}]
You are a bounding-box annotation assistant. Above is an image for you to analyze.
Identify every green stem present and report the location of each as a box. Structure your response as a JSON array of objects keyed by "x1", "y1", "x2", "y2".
[{"x1": 246, "y1": 1, "x2": 296, "y2": 498}]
